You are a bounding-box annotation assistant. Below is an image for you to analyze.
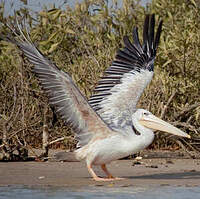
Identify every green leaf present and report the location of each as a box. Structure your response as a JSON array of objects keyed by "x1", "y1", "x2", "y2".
[
  {"x1": 48, "y1": 31, "x2": 59, "y2": 41},
  {"x1": 64, "y1": 28, "x2": 75, "y2": 34},
  {"x1": 190, "y1": 0, "x2": 197, "y2": 7},
  {"x1": 48, "y1": 42, "x2": 60, "y2": 53}
]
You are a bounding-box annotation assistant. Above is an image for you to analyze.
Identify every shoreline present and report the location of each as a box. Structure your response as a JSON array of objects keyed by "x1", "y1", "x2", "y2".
[{"x1": 0, "y1": 157, "x2": 200, "y2": 188}]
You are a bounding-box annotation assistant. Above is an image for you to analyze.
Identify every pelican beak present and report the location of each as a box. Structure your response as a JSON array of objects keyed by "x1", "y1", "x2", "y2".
[{"x1": 139, "y1": 114, "x2": 191, "y2": 138}]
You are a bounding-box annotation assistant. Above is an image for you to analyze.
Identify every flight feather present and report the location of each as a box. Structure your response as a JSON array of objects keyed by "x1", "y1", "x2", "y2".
[
  {"x1": 5, "y1": 20, "x2": 112, "y2": 147},
  {"x1": 89, "y1": 14, "x2": 163, "y2": 129}
]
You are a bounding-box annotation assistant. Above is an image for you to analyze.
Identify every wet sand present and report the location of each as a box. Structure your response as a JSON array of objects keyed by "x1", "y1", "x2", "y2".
[{"x1": 0, "y1": 158, "x2": 200, "y2": 188}]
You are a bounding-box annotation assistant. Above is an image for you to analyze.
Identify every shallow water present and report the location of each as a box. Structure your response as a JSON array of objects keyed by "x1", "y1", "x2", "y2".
[{"x1": 0, "y1": 186, "x2": 200, "y2": 199}]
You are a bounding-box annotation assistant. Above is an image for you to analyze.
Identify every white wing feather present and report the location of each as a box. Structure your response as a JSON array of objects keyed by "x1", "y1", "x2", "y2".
[{"x1": 89, "y1": 15, "x2": 163, "y2": 129}]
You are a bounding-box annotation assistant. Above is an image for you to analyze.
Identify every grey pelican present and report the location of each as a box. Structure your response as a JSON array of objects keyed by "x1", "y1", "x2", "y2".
[{"x1": 6, "y1": 14, "x2": 190, "y2": 181}]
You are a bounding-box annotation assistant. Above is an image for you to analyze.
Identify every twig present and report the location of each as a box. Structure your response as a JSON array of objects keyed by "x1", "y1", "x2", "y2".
[
  {"x1": 4, "y1": 83, "x2": 17, "y2": 132},
  {"x1": 7, "y1": 104, "x2": 21, "y2": 132},
  {"x1": 0, "y1": 121, "x2": 41, "y2": 149},
  {"x1": 175, "y1": 139, "x2": 196, "y2": 158},
  {"x1": 181, "y1": 138, "x2": 200, "y2": 153},
  {"x1": 174, "y1": 103, "x2": 200, "y2": 120},
  {"x1": 48, "y1": 137, "x2": 65, "y2": 145},
  {"x1": 20, "y1": 55, "x2": 27, "y2": 147},
  {"x1": 171, "y1": 121, "x2": 199, "y2": 134},
  {"x1": 2, "y1": 83, "x2": 17, "y2": 154},
  {"x1": 7, "y1": 83, "x2": 17, "y2": 125},
  {"x1": 160, "y1": 90, "x2": 176, "y2": 119},
  {"x1": 42, "y1": 106, "x2": 49, "y2": 157}
]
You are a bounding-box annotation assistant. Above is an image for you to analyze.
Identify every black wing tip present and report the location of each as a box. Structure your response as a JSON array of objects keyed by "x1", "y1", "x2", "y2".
[
  {"x1": 113, "y1": 14, "x2": 163, "y2": 73},
  {"x1": 143, "y1": 14, "x2": 150, "y2": 42},
  {"x1": 112, "y1": 14, "x2": 163, "y2": 74},
  {"x1": 122, "y1": 14, "x2": 162, "y2": 58},
  {"x1": 142, "y1": 14, "x2": 163, "y2": 56},
  {"x1": 154, "y1": 19, "x2": 163, "y2": 50}
]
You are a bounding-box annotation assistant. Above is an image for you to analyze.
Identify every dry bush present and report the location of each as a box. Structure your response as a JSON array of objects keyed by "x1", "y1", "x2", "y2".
[
  {"x1": 146, "y1": 0, "x2": 200, "y2": 152},
  {"x1": 0, "y1": 0, "x2": 199, "y2": 160}
]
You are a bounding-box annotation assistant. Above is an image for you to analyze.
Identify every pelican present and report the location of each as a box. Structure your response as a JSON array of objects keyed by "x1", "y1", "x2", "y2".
[{"x1": 5, "y1": 14, "x2": 190, "y2": 181}]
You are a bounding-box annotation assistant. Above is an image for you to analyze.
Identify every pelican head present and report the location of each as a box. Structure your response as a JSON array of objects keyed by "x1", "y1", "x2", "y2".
[{"x1": 132, "y1": 109, "x2": 190, "y2": 138}]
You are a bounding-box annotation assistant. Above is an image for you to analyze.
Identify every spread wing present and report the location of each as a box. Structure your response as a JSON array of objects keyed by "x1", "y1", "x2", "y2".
[
  {"x1": 5, "y1": 20, "x2": 112, "y2": 148},
  {"x1": 89, "y1": 14, "x2": 163, "y2": 129}
]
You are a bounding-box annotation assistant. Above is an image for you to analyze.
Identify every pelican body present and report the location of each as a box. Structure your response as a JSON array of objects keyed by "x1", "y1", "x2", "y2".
[
  {"x1": 76, "y1": 110, "x2": 155, "y2": 166},
  {"x1": 5, "y1": 14, "x2": 190, "y2": 181}
]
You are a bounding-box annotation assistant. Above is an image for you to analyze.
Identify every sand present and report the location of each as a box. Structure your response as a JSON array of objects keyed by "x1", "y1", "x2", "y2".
[{"x1": 0, "y1": 157, "x2": 200, "y2": 188}]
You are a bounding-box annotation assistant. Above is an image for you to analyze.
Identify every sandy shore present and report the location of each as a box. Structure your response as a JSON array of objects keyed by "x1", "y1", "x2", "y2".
[{"x1": 0, "y1": 158, "x2": 200, "y2": 188}]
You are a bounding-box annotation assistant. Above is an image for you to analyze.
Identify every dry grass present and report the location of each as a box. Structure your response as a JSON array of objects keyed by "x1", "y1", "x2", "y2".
[{"x1": 0, "y1": 0, "x2": 199, "y2": 160}]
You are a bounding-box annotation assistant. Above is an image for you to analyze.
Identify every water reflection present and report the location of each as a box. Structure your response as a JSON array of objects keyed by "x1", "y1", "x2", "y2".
[{"x1": 0, "y1": 186, "x2": 200, "y2": 199}]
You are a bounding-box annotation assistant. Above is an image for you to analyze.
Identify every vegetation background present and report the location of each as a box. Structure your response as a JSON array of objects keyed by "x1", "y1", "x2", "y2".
[{"x1": 0, "y1": 0, "x2": 200, "y2": 160}]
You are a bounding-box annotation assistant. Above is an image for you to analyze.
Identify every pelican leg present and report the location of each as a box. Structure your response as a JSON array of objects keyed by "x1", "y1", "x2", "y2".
[
  {"x1": 87, "y1": 164, "x2": 116, "y2": 181},
  {"x1": 101, "y1": 164, "x2": 124, "y2": 180},
  {"x1": 101, "y1": 164, "x2": 114, "y2": 178}
]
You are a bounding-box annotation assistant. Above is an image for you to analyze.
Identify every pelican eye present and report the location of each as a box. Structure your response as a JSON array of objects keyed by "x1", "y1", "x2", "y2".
[{"x1": 143, "y1": 112, "x2": 149, "y2": 116}]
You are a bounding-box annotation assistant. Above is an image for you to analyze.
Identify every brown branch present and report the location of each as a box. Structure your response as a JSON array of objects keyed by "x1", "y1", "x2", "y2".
[
  {"x1": 1, "y1": 83, "x2": 18, "y2": 156},
  {"x1": 174, "y1": 103, "x2": 200, "y2": 120},
  {"x1": 7, "y1": 84, "x2": 17, "y2": 123},
  {"x1": 171, "y1": 121, "x2": 196, "y2": 129},
  {"x1": 7, "y1": 104, "x2": 21, "y2": 132},
  {"x1": 0, "y1": 121, "x2": 41, "y2": 149},
  {"x1": 175, "y1": 140, "x2": 197, "y2": 158},
  {"x1": 48, "y1": 137, "x2": 65, "y2": 145},
  {"x1": 160, "y1": 90, "x2": 176, "y2": 119},
  {"x1": 4, "y1": 83, "x2": 17, "y2": 132},
  {"x1": 41, "y1": 106, "x2": 49, "y2": 158},
  {"x1": 171, "y1": 121, "x2": 200, "y2": 135}
]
